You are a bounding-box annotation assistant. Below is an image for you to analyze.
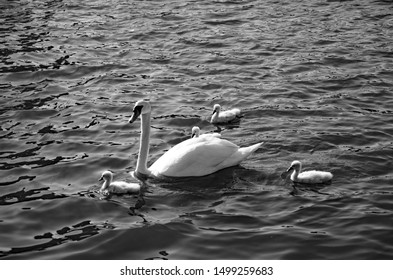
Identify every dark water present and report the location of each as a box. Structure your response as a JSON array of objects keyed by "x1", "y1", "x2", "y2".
[{"x1": 1, "y1": 0, "x2": 393, "y2": 260}]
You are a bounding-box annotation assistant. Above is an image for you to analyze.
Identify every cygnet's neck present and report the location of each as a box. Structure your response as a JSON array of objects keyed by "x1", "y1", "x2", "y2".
[
  {"x1": 101, "y1": 179, "x2": 111, "y2": 191},
  {"x1": 211, "y1": 111, "x2": 219, "y2": 122},
  {"x1": 290, "y1": 166, "x2": 301, "y2": 181}
]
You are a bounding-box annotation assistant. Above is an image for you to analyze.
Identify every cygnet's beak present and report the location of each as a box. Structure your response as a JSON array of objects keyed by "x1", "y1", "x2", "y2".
[
  {"x1": 280, "y1": 166, "x2": 293, "y2": 179},
  {"x1": 99, "y1": 176, "x2": 103, "y2": 182},
  {"x1": 280, "y1": 171, "x2": 288, "y2": 179},
  {"x1": 212, "y1": 109, "x2": 217, "y2": 115},
  {"x1": 191, "y1": 133, "x2": 196, "y2": 138},
  {"x1": 129, "y1": 105, "x2": 143, "y2": 124}
]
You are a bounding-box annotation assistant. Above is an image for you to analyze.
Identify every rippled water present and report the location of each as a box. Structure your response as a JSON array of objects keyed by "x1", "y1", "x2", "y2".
[{"x1": 1, "y1": 0, "x2": 393, "y2": 260}]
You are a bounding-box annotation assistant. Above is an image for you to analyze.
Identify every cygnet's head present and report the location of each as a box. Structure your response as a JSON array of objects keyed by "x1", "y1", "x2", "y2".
[
  {"x1": 129, "y1": 100, "x2": 152, "y2": 123},
  {"x1": 212, "y1": 104, "x2": 221, "y2": 114},
  {"x1": 287, "y1": 160, "x2": 302, "y2": 172},
  {"x1": 99, "y1": 170, "x2": 113, "y2": 182},
  {"x1": 191, "y1": 126, "x2": 200, "y2": 138},
  {"x1": 281, "y1": 160, "x2": 301, "y2": 179}
]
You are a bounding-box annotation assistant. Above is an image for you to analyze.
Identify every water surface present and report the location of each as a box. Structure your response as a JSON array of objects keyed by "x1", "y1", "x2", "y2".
[{"x1": 1, "y1": 0, "x2": 393, "y2": 259}]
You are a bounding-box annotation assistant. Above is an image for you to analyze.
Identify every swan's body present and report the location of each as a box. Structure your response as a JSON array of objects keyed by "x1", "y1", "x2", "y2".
[
  {"x1": 99, "y1": 170, "x2": 140, "y2": 195},
  {"x1": 129, "y1": 100, "x2": 262, "y2": 178},
  {"x1": 210, "y1": 104, "x2": 242, "y2": 124},
  {"x1": 284, "y1": 160, "x2": 333, "y2": 184},
  {"x1": 191, "y1": 126, "x2": 221, "y2": 139}
]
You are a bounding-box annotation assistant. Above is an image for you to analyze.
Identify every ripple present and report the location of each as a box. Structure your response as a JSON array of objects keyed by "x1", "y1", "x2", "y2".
[{"x1": 1, "y1": 0, "x2": 393, "y2": 260}]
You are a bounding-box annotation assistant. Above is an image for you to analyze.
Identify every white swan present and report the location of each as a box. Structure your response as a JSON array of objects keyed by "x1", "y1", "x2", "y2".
[
  {"x1": 210, "y1": 104, "x2": 242, "y2": 124},
  {"x1": 99, "y1": 170, "x2": 141, "y2": 195},
  {"x1": 129, "y1": 100, "x2": 263, "y2": 178},
  {"x1": 283, "y1": 160, "x2": 333, "y2": 184},
  {"x1": 191, "y1": 126, "x2": 221, "y2": 139}
]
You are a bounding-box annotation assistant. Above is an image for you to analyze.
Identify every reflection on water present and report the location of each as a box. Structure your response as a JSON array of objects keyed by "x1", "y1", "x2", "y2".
[
  {"x1": 0, "y1": 186, "x2": 66, "y2": 205},
  {"x1": 0, "y1": 0, "x2": 393, "y2": 259},
  {"x1": 0, "y1": 219, "x2": 102, "y2": 259}
]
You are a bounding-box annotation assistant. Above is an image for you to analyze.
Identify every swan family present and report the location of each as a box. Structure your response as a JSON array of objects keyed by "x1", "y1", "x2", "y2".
[
  {"x1": 99, "y1": 100, "x2": 333, "y2": 195},
  {"x1": 128, "y1": 100, "x2": 263, "y2": 178}
]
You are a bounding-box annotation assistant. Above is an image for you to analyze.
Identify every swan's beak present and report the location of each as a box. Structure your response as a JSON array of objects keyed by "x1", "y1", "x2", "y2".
[
  {"x1": 280, "y1": 166, "x2": 293, "y2": 179},
  {"x1": 191, "y1": 133, "x2": 196, "y2": 138},
  {"x1": 129, "y1": 113, "x2": 139, "y2": 123},
  {"x1": 99, "y1": 176, "x2": 103, "y2": 182},
  {"x1": 129, "y1": 105, "x2": 143, "y2": 123},
  {"x1": 212, "y1": 109, "x2": 217, "y2": 115}
]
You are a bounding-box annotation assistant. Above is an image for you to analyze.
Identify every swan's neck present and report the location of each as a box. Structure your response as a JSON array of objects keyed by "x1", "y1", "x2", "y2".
[
  {"x1": 211, "y1": 111, "x2": 218, "y2": 122},
  {"x1": 100, "y1": 180, "x2": 110, "y2": 191},
  {"x1": 135, "y1": 112, "x2": 152, "y2": 176},
  {"x1": 291, "y1": 168, "x2": 300, "y2": 181}
]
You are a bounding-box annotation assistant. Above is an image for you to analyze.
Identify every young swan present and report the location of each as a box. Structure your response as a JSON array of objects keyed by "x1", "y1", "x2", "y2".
[
  {"x1": 191, "y1": 126, "x2": 220, "y2": 139},
  {"x1": 99, "y1": 171, "x2": 141, "y2": 195},
  {"x1": 210, "y1": 104, "x2": 242, "y2": 124},
  {"x1": 191, "y1": 126, "x2": 200, "y2": 138},
  {"x1": 284, "y1": 160, "x2": 333, "y2": 184}
]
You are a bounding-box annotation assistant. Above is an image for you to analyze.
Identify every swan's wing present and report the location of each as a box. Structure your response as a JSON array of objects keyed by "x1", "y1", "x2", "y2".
[
  {"x1": 215, "y1": 109, "x2": 241, "y2": 122},
  {"x1": 111, "y1": 181, "x2": 140, "y2": 193},
  {"x1": 168, "y1": 133, "x2": 222, "y2": 152},
  {"x1": 222, "y1": 108, "x2": 240, "y2": 115},
  {"x1": 166, "y1": 137, "x2": 206, "y2": 152},
  {"x1": 297, "y1": 171, "x2": 333, "y2": 183},
  {"x1": 199, "y1": 132, "x2": 222, "y2": 139},
  {"x1": 230, "y1": 108, "x2": 241, "y2": 116},
  {"x1": 149, "y1": 137, "x2": 239, "y2": 177}
]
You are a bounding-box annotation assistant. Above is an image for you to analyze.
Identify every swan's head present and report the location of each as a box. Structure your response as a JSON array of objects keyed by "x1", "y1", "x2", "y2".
[
  {"x1": 129, "y1": 100, "x2": 151, "y2": 123},
  {"x1": 212, "y1": 104, "x2": 221, "y2": 115},
  {"x1": 99, "y1": 170, "x2": 113, "y2": 182},
  {"x1": 281, "y1": 160, "x2": 301, "y2": 179},
  {"x1": 191, "y1": 126, "x2": 200, "y2": 138},
  {"x1": 287, "y1": 160, "x2": 302, "y2": 172}
]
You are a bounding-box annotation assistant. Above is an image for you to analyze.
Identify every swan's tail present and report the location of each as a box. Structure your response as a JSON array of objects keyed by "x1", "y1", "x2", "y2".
[{"x1": 239, "y1": 142, "x2": 263, "y2": 157}]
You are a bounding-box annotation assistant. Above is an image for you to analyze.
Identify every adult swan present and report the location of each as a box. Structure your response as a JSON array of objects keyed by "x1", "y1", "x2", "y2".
[{"x1": 129, "y1": 100, "x2": 263, "y2": 178}]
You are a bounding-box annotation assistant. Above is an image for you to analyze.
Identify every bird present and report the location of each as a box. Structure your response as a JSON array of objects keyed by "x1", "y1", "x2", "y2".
[
  {"x1": 283, "y1": 160, "x2": 333, "y2": 184},
  {"x1": 99, "y1": 170, "x2": 141, "y2": 195},
  {"x1": 210, "y1": 104, "x2": 242, "y2": 124},
  {"x1": 191, "y1": 126, "x2": 200, "y2": 138},
  {"x1": 191, "y1": 126, "x2": 220, "y2": 139},
  {"x1": 129, "y1": 100, "x2": 263, "y2": 178}
]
